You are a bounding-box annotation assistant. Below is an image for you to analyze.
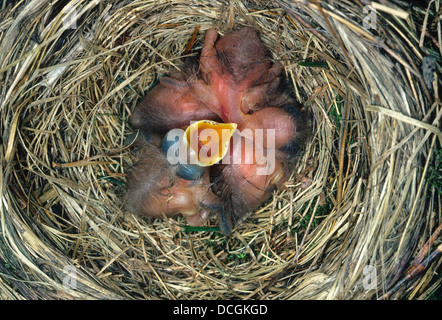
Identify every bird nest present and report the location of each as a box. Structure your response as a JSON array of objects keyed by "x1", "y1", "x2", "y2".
[{"x1": 0, "y1": 0, "x2": 441, "y2": 300}]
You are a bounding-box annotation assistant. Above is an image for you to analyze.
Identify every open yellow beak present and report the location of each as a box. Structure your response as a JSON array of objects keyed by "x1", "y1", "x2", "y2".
[{"x1": 184, "y1": 120, "x2": 237, "y2": 166}]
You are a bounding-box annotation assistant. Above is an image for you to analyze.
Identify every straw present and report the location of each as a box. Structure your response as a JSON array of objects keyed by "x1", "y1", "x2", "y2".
[{"x1": 0, "y1": 0, "x2": 440, "y2": 300}]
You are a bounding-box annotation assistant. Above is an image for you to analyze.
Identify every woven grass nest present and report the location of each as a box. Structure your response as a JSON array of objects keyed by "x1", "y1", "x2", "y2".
[{"x1": 0, "y1": 0, "x2": 441, "y2": 300}]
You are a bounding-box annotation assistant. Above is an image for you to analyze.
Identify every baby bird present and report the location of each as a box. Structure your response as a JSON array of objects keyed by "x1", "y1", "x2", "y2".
[
  {"x1": 125, "y1": 133, "x2": 221, "y2": 227},
  {"x1": 126, "y1": 27, "x2": 310, "y2": 235}
]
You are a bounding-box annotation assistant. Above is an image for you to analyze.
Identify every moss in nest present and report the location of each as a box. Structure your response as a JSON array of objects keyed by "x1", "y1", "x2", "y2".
[
  {"x1": 0, "y1": 0, "x2": 439, "y2": 300},
  {"x1": 427, "y1": 147, "x2": 442, "y2": 195},
  {"x1": 330, "y1": 94, "x2": 343, "y2": 132}
]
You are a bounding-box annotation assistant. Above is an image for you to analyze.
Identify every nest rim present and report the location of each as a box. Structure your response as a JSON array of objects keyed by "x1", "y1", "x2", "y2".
[{"x1": 0, "y1": 0, "x2": 440, "y2": 300}]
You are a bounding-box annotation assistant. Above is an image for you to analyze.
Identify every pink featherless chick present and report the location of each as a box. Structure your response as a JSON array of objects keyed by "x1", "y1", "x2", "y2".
[
  {"x1": 126, "y1": 27, "x2": 310, "y2": 235},
  {"x1": 191, "y1": 27, "x2": 311, "y2": 233}
]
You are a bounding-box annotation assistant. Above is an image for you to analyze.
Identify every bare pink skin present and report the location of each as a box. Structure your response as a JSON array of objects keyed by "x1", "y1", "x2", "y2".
[
  {"x1": 195, "y1": 28, "x2": 295, "y2": 212},
  {"x1": 222, "y1": 133, "x2": 285, "y2": 208},
  {"x1": 135, "y1": 170, "x2": 217, "y2": 226},
  {"x1": 128, "y1": 27, "x2": 305, "y2": 233},
  {"x1": 131, "y1": 27, "x2": 295, "y2": 141},
  {"x1": 130, "y1": 75, "x2": 220, "y2": 133},
  {"x1": 125, "y1": 143, "x2": 220, "y2": 226},
  {"x1": 197, "y1": 29, "x2": 294, "y2": 134}
]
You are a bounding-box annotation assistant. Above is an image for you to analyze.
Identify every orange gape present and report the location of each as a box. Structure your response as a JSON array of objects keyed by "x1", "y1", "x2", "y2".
[
  {"x1": 185, "y1": 120, "x2": 237, "y2": 166},
  {"x1": 125, "y1": 143, "x2": 221, "y2": 227},
  {"x1": 126, "y1": 27, "x2": 310, "y2": 235}
]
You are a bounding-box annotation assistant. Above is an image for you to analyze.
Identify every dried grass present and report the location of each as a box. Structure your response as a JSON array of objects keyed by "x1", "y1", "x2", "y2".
[{"x1": 0, "y1": 0, "x2": 440, "y2": 300}]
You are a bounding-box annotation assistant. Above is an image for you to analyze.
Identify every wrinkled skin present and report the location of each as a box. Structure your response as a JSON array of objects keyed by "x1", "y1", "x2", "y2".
[
  {"x1": 127, "y1": 27, "x2": 310, "y2": 234},
  {"x1": 130, "y1": 75, "x2": 220, "y2": 134},
  {"x1": 125, "y1": 142, "x2": 220, "y2": 227}
]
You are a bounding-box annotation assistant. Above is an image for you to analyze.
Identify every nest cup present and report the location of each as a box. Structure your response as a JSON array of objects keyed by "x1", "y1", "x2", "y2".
[{"x1": 0, "y1": 0, "x2": 441, "y2": 300}]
